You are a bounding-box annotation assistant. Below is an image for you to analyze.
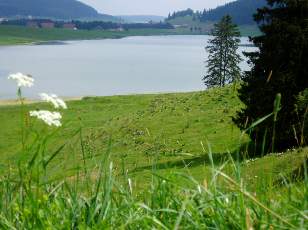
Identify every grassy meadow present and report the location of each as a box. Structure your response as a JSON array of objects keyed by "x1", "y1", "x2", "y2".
[
  {"x1": 0, "y1": 25, "x2": 187, "y2": 46},
  {"x1": 0, "y1": 24, "x2": 259, "y2": 46},
  {"x1": 0, "y1": 86, "x2": 307, "y2": 228},
  {"x1": 166, "y1": 15, "x2": 261, "y2": 37},
  {"x1": 0, "y1": 87, "x2": 245, "y2": 181},
  {"x1": 0, "y1": 25, "x2": 197, "y2": 45}
]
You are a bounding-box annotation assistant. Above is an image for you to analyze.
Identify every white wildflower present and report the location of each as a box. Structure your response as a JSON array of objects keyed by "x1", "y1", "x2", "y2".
[
  {"x1": 29, "y1": 110, "x2": 62, "y2": 127},
  {"x1": 39, "y1": 93, "x2": 67, "y2": 109},
  {"x1": 128, "y1": 178, "x2": 133, "y2": 194},
  {"x1": 197, "y1": 185, "x2": 202, "y2": 194},
  {"x1": 8, "y1": 73, "x2": 34, "y2": 88}
]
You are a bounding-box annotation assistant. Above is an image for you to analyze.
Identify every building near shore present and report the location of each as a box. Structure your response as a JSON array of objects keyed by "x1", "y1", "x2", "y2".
[
  {"x1": 40, "y1": 22, "x2": 55, "y2": 29},
  {"x1": 26, "y1": 21, "x2": 39, "y2": 28},
  {"x1": 63, "y1": 23, "x2": 76, "y2": 29},
  {"x1": 109, "y1": 27, "x2": 124, "y2": 32},
  {"x1": 0, "y1": 18, "x2": 8, "y2": 23}
]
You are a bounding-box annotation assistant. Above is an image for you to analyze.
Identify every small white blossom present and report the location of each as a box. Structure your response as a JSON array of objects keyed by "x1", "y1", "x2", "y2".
[
  {"x1": 30, "y1": 110, "x2": 62, "y2": 127},
  {"x1": 39, "y1": 93, "x2": 67, "y2": 109},
  {"x1": 197, "y1": 185, "x2": 202, "y2": 194},
  {"x1": 8, "y1": 73, "x2": 34, "y2": 88},
  {"x1": 128, "y1": 178, "x2": 133, "y2": 194}
]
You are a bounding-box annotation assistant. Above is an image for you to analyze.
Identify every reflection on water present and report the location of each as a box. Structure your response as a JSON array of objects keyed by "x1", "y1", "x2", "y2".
[{"x1": 0, "y1": 35, "x2": 256, "y2": 99}]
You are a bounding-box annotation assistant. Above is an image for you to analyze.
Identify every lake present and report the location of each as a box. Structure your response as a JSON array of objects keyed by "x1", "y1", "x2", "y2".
[{"x1": 0, "y1": 35, "x2": 256, "y2": 99}]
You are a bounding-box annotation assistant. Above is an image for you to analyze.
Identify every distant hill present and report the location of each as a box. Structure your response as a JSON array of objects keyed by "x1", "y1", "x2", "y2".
[
  {"x1": 165, "y1": 0, "x2": 266, "y2": 36},
  {"x1": 117, "y1": 15, "x2": 165, "y2": 23},
  {"x1": 200, "y1": 0, "x2": 267, "y2": 25},
  {"x1": 0, "y1": 0, "x2": 116, "y2": 21},
  {"x1": 167, "y1": 0, "x2": 267, "y2": 25}
]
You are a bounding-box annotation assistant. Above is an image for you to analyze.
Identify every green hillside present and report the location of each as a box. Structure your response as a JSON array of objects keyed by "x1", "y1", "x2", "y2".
[
  {"x1": 0, "y1": 0, "x2": 115, "y2": 20},
  {"x1": 0, "y1": 86, "x2": 306, "y2": 187},
  {"x1": 167, "y1": 15, "x2": 260, "y2": 37},
  {"x1": 0, "y1": 25, "x2": 183, "y2": 45},
  {"x1": 0, "y1": 87, "x2": 244, "y2": 179},
  {"x1": 0, "y1": 86, "x2": 307, "y2": 228},
  {"x1": 165, "y1": 0, "x2": 266, "y2": 37},
  {"x1": 200, "y1": 0, "x2": 267, "y2": 25}
]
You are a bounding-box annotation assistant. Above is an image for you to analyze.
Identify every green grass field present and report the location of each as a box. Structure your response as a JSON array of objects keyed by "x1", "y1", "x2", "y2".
[
  {"x1": 166, "y1": 16, "x2": 261, "y2": 37},
  {"x1": 0, "y1": 87, "x2": 242, "y2": 179},
  {"x1": 0, "y1": 86, "x2": 307, "y2": 228},
  {"x1": 0, "y1": 24, "x2": 260, "y2": 46},
  {"x1": 0, "y1": 25, "x2": 188, "y2": 46},
  {"x1": 0, "y1": 86, "x2": 306, "y2": 187}
]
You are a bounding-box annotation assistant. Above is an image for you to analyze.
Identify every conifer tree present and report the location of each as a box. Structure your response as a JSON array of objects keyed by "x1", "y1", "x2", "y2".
[
  {"x1": 203, "y1": 15, "x2": 242, "y2": 88},
  {"x1": 234, "y1": 0, "x2": 308, "y2": 152}
]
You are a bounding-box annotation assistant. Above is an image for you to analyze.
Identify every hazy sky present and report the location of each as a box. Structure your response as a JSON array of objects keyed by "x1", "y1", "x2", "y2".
[{"x1": 79, "y1": 0, "x2": 234, "y2": 16}]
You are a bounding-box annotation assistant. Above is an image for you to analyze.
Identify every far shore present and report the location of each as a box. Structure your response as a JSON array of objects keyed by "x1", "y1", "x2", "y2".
[
  {"x1": 0, "y1": 97, "x2": 82, "y2": 106},
  {"x1": 0, "y1": 25, "x2": 260, "y2": 47},
  {"x1": 0, "y1": 90, "x2": 208, "y2": 106}
]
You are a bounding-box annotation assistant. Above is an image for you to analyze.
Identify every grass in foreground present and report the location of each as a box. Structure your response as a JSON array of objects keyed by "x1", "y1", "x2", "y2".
[
  {"x1": 0, "y1": 141, "x2": 307, "y2": 229},
  {"x1": 0, "y1": 86, "x2": 306, "y2": 187},
  {"x1": 0, "y1": 87, "x2": 245, "y2": 182},
  {"x1": 0, "y1": 85, "x2": 307, "y2": 228}
]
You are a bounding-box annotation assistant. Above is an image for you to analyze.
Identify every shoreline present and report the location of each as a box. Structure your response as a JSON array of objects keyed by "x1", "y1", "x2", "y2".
[
  {"x1": 0, "y1": 26, "x2": 198, "y2": 47},
  {"x1": 0, "y1": 97, "x2": 83, "y2": 106},
  {"x1": 0, "y1": 90, "x2": 208, "y2": 106},
  {"x1": 0, "y1": 35, "x2": 255, "y2": 48},
  {"x1": 0, "y1": 33, "x2": 202, "y2": 47},
  {"x1": 0, "y1": 24, "x2": 260, "y2": 46}
]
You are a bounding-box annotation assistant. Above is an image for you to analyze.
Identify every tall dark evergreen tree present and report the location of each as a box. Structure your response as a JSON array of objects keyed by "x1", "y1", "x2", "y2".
[
  {"x1": 203, "y1": 15, "x2": 242, "y2": 87},
  {"x1": 234, "y1": 0, "x2": 308, "y2": 152}
]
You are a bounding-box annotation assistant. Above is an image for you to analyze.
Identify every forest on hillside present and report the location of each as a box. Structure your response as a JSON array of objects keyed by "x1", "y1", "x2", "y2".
[
  {"x1": 0, "y1": 0, "x2": 100, "y2": 19},
  {"x1": 167, "y1": 0, "x2": 267, "y2": 25}
]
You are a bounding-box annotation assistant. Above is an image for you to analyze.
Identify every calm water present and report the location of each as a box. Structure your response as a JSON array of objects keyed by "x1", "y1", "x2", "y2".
[{"x1": 0, "y1": 35, "x2": 255, "y2": 99}]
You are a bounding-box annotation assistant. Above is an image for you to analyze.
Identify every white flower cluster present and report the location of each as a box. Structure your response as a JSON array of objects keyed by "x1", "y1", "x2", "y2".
[
  {"x1": 8, "y1": 72, "x2": 68, "y2": 127},
  {"x1": 30, "y1": 93, "x2": 67, "y2": 126},
  {"x1": 30, "y1": 111, "x2": 62, "y2": 127},
  {"x1": 245, "y1": 158, "x2": 258, "y2": 164},
  {"x1": 8, "y1": 73, "x2": 34, "y2": 88},
  {"x1": 39, "y1": 93, "x2": 67, "y2": 109}
]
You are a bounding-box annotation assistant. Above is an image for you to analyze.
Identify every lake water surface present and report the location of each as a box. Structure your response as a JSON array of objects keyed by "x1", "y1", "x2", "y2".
[{"x1": 0, "y1": 35, "x2": 256, "y2": 99}]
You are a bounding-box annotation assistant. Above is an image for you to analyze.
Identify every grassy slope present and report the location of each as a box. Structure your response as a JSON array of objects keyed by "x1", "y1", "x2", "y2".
[
  {"x1": 166, "y1": 16, "x2": 261, "y2": 37},
  {"x1": 0, "y1": 86, "x2": 306, "y2": 190},
  {"x1": 167, "y1": 15, "x2": 214, "y2": 33},
  {"x1": 0, "y1": 25, "x2": 186, "y2": 45}
]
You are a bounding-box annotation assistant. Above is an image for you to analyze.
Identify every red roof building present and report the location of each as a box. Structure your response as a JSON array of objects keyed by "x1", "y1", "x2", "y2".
[
  {"x1": 26, "y1": 21, "x2": 39, "y2": 28},
  {"x1": 40, "y1": 22, "x2": 55, "y2": 28},
  {"x1": 63, "y1": 23, "x2": 76, "y2": 29}
]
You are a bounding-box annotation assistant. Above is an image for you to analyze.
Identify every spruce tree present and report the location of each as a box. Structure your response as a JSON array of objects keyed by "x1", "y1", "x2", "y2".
[
  {"x1": 203, "y1": 15, "x2": 242, "y2": 88},
  {"x1": 234, "y1": 0, "x2": 308, "y2": 152}
]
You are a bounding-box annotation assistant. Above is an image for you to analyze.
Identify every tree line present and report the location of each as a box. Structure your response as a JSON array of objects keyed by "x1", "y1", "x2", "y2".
[
  {"x1": 167, "y1": 8, "x2": 194, "y2": 20},
  {"x1": 167, "y1": 0, "x2": 267, "y2": 25},
  {"x1": 1, "y1": 19, "x2": 174, "y2": 30},
  {"x1": 0, "y1": 0, "x2": 99, "y2": 19},
  {"x1": 200, "y1": 0, "x2": 266, "y2": 25}
]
